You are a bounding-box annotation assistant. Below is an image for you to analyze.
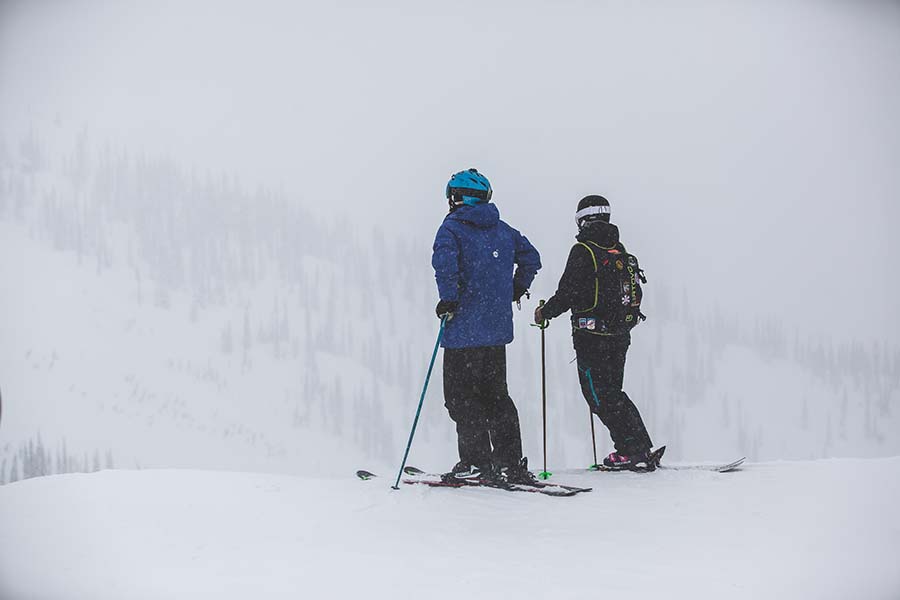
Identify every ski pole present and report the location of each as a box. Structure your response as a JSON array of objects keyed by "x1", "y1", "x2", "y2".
[
  {"x1": 589, "y1": 408, "x2": 599, "y2": 470},
  {"x1": 532, "y1": 300, "x2": 551, "y2": 480},
  {"x1": 392, "y1": 315, "x2": 448, "y2": 490}
]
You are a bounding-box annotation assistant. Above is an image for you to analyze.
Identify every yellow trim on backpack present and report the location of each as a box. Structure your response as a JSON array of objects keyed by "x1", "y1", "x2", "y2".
[{"x1": 573, "y1": 240, "x2": 618, "y2": 314}]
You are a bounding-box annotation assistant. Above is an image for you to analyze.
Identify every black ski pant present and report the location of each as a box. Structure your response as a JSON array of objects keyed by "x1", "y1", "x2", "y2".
[
  {"x1": 573, "y1": 331, "x2": 653, "y2": 456},
  {"x1": 442, "y1": 345, "x2": 523, "y2": 470}
]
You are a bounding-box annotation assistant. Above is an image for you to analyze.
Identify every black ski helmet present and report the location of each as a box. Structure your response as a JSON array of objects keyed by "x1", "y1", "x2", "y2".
[{"x1": 576, "y1": 195, "x2": 610, "y2": 228}]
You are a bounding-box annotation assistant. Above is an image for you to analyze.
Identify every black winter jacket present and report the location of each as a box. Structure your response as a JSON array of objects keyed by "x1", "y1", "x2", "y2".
[{"x1": 541, "y1": 221, "x2": 628, "y2": 323}]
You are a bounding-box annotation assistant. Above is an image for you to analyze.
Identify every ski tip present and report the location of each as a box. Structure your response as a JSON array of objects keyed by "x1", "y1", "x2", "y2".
[
  {"x1": 403, "y1": 466, "x2": 425, "y2": 476},
  {"x1": 717, "y1": 457, "x2": 747, "y2": 472},
  {"x1": 356, "y1": 470, "x2": 377, "y2": 480}
]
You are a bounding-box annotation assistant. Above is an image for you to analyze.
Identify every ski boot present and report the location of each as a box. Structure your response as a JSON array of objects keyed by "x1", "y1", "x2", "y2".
[
  {"x1": 441, "y1": 462, "x2": 497, "y2": 483},
  {"x1": 602, "y1": 450, "x2": 656, "y2": 472},
  {"x1": 502, "y1": 457, "x2": 538, "y2": 485}
]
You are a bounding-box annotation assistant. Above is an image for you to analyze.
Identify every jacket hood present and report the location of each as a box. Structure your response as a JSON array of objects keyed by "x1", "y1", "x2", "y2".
[
  {"x1": 447, "y1": 203, "x2": 500, "y2": 229},
  {"x1": 576, "y1": 220, "x2": 620, "y2": 247}
]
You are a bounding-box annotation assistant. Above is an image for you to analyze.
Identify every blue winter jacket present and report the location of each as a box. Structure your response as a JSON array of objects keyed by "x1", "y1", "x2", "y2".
[{"x1": 432, "y1": 203, "x2": 541, "y2": 349}]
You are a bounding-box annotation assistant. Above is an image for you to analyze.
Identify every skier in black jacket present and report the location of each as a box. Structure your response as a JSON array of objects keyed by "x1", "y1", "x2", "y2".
[{"x1": 535, "y1": 195, "x2": 655, "y2": 471}]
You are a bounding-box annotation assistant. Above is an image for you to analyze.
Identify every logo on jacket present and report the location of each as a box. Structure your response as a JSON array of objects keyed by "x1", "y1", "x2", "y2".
[{"x1": 492, "y1": 250, "x2": 499, "y2": 258}]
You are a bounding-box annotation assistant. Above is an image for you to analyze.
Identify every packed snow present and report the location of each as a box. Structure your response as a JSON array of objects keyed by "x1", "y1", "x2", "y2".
[{"x1": 1, "y1": 458, "x2": 899, "y2": 600}]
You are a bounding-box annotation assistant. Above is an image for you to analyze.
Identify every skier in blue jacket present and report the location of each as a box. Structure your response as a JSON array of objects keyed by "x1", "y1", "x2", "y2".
[{"x1": 432, "y1": 168, "x2": 542, "y2": 484}]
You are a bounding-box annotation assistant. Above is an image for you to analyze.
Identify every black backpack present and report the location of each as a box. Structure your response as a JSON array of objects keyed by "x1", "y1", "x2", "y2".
[{"x1": 573, "y1": 241, "x2": 647, "y2": 335}]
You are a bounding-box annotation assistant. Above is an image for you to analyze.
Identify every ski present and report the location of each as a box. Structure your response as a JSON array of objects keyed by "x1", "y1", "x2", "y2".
[
  {"x1": 356, "y1": 468, "x2": 591, "y2": 497},
  {"x1": 659, "y1": 457, "x2": 746, "y2": 473},
  {"x1": 407, "y1": 478, "x2": 585, "y2": 497},
  {"x1": 402, "y1": 466, "x2": 592, "y2": 497},
  {"x1": 586, "y1": 447, "x2": 745, "y2": 473}
]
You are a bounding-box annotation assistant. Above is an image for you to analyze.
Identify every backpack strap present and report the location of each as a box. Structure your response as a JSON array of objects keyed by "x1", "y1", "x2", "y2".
[
  {"x1": 584, "y1": 240, "x2": 615, "y2": 250},
  {"x1": 574, "y1": 242, "x2": 600, "y2": 313}
]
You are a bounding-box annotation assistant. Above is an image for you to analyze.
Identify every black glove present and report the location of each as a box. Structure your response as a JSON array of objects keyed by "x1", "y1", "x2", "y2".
[
  {"x1": 435, "y1": 300, "x2": 459, "y2": 319},
  {"x1": 533, "y1": 304, "x2": 550, "y2": 329},
  {"x1": 513, "y1": 282, "x2": 529, "y2": 303}
]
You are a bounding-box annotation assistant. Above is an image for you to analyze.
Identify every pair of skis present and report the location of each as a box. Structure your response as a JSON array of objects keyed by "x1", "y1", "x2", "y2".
[
  {"x1": 358, "y1": 448, "x2": 746, "y2": 497},
  {"x1": 356, "y1": 466, "x2": 592, "y2": 497}
]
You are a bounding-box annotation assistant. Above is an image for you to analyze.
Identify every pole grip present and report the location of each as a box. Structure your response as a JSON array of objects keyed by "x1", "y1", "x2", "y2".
[{"x1": 534, "y1": 299, "x2": 549, "y2": 330}]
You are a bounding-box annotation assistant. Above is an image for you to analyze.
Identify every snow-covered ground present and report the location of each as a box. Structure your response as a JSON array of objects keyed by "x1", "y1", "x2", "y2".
[{"x1": 1, "y1": 458, "x2": 898, "y2": 600}]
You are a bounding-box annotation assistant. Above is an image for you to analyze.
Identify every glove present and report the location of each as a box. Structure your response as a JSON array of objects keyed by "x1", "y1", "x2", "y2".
[
  {"x1": 435, "y1": 300, "x2": 459, "y2": 319},
  {"x1": 534, "y1": 306, "x2": 546, "y2": 326},
  {"x1": 513, "y1": 282, "x2": 529, "y2": 303}
]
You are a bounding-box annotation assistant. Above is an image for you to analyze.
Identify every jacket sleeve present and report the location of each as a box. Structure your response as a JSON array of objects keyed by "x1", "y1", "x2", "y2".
[
  {"x1": 431, "y1": 223, "x2": 461, "y2": 302},
  {"x1": 512, "y1": 229, "x2": 541, "y2": 291},
  {"x1": 541, "y1": 244, "x2": 593, "y2": 320}
]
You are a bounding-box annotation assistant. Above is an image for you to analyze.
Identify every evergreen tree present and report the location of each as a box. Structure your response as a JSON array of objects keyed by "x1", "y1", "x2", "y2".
[
  {"x1": 242, "y1": 308, "x2": 252, "y2": 368},
  {"x1": 800, "y1": 395, "x2": 809, "y2": 431},
  {"x1": 220, "y1": 321, "x2": 234, "y2": 355}
]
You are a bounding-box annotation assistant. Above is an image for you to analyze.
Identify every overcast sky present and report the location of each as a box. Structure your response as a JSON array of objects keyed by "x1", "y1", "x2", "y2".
[{"x1": 2, "y1": 0, "x2": 899, "y2": 341}]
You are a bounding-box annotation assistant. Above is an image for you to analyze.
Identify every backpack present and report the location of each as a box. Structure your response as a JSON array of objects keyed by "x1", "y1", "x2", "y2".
[{"x1": 573, "y1": 241, "x2": 647, "y2": 335}]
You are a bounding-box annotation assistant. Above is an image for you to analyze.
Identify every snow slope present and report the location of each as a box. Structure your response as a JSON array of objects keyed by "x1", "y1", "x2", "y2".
[{"x1": 1, "y1": 459, "x2": 899, "y2": 600}]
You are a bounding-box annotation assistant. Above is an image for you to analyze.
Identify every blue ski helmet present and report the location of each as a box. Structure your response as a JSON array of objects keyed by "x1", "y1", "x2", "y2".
[{"x1": 446, "y1": 168, "x2": 492, "y2": 208}]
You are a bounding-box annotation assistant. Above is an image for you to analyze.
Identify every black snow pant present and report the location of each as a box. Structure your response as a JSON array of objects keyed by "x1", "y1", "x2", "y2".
[
  {"x1": 442, "y1": 345, "x2": 523, "y2": 470},
  {"x1": 573, "y1": 331, "x2": 653, "y2": 456}
]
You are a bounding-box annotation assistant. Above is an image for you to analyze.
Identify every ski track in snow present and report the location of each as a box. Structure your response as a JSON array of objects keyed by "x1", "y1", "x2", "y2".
[{"x1": 1, "y1": 458, "x2": 899, "y2": 600}]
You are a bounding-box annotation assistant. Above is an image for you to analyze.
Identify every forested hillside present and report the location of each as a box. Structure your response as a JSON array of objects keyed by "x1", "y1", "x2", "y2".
[{"x1": 1, "y1": 125, "x2": 897, "y2": 484}]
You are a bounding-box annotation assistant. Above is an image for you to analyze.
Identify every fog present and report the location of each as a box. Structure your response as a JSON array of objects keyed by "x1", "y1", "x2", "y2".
[
  {"x1": 4, "y1": 0, "x2": 898, "y2": 339},
  {"x1": 1, "y1": 0, "x2": 899, "y2": 479}
]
